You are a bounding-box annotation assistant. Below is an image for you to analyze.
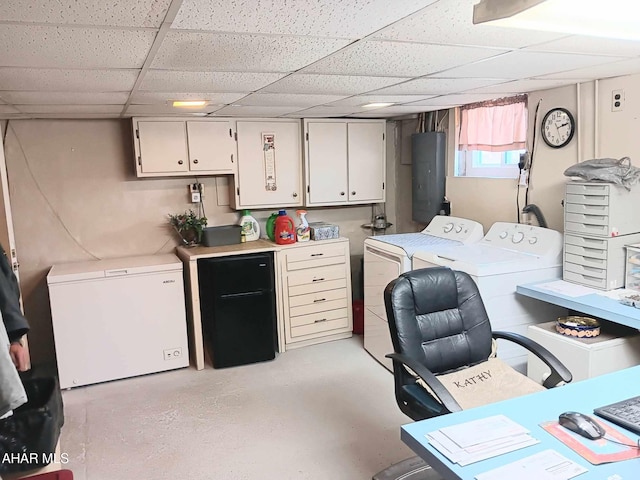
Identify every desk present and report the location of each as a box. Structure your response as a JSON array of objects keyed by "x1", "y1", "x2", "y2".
[
  {"x1": 401, "y1": 366, "x2": 640, "y2": 480},
  {"x1": 517, "y1": 280, "x2": 640, "y2": 330}
]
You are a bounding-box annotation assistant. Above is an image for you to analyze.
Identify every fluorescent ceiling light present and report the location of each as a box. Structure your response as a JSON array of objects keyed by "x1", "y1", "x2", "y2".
[
  {"x1": 172, "y1": 100, "x2": 207, "y2": 107},
  {"x1": 474, "y1": 0, "x2": 640, "y2": 41},
  {"x1": 362, "y1": 102, "x2": 395, "y2": 108}
]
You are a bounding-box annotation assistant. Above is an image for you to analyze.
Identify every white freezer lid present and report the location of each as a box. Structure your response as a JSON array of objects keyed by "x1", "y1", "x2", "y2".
[{"x1": 47, "y1": 253, "x2": 182, "y2": 284}]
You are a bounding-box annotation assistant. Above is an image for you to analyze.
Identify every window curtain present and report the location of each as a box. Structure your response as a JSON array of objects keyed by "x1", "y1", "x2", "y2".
[{"x1": 458, "y1": 95, "x2": 527, "y2": 152}]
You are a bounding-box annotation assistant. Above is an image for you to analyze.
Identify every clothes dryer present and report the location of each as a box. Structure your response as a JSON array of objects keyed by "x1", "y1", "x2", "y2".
[
  {"x1": 364, "y1": 215, "x2": 484, "y2": 371},
  {"x1": 412, "y1": 222, "x2": 565, "y2": 373}
]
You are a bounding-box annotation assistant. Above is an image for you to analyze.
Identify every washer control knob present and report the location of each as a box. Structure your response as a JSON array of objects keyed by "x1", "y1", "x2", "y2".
[
  {"x1": 455, "y1": 225, "x2": 463, "y2": 233},
  {"x1": 529, "y1": 237, "x2": 538, "y2": 244},
  {"x1": 499, "y1": 231, "x2": 508, "y2": 239},
  {"x1": 512, "y1": 232, "x2": 525, "y2": 243},
  {"x1": 444, "y1": 223, "x2": 454, "y2": 233}
]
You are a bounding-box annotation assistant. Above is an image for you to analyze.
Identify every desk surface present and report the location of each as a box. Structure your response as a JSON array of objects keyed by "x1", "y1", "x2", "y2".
[
  {"x1": 402, "y1": 366, "x2": 640, "y2": 480},
  {"x1": 517, "y1": 280, "x2": 640, "y2": 330}
]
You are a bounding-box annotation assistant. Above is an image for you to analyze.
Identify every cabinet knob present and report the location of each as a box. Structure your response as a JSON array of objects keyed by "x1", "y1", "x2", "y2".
[
  {"x1": 178, "y1": 160, "x2": 183, "y2": 165},
  {"x1": 193, "y1": 159, "x2": 199, "y2": 164},
  {"x1": 340, "y1": 192, "x2": 345, "y2": 196},
  {"x1": 292, "y1": 192, "x2": 298, "y2": 198},
  {"x1": 351, "y1": 191, "x2": 356, "y2": 195}
]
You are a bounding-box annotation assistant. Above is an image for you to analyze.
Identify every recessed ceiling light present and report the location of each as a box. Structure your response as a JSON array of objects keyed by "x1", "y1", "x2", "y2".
[
  {"x1": 362, "y1": 102, "x2": 395, "y2": 108},
  {"x1": 172, "y1": 100, "x2": 207, "y2": 107}
]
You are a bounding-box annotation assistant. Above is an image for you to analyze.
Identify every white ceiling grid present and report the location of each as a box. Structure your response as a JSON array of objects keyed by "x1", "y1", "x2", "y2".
[{"x1": 0, "y1": 0, "x2": 639, "y2": 119}]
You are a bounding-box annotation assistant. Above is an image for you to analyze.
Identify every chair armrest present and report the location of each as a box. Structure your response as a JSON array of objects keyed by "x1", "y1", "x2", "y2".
[
  {"x1": 386, "y1": 353, "x2": 462, "y2": 412},
  {"x1": 492, "y1": 331, "x2": 572, "y2": 388}
]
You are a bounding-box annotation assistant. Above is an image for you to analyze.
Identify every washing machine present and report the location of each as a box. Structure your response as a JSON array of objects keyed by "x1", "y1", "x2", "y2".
[
  {"x1": 412, "y1": 222, "x2": 565, "y2": 373},
  {"x1": 364, "y1": 215, "x2": 484, "y2": 371}
]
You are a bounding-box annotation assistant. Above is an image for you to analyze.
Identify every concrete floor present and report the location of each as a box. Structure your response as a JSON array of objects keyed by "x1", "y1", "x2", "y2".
[{"x1": 60, "y1": 336, "x2": 416, "y2": 480}]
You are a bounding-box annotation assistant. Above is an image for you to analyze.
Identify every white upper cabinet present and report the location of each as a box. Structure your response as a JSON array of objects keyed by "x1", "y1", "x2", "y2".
[
  {"x1": 304, "y1": 119, "x2": 385, "y2": 207},
  {"x1": 133, "y1": 118, "x2": 235, "y2": 178},
  {"x1": 230, "y1": 120, "x2": 303, "y2": 209}
]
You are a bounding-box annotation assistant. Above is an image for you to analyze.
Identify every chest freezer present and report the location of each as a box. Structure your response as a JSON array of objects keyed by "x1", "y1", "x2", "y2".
[{"x1": 47, "y1": 254, "x2": 189, "y2": 388}]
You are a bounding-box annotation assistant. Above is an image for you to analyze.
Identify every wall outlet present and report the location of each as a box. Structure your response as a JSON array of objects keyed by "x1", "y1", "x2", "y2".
[
  {"x1": 164, "y1": 347, "x2": 182, "y2": 360},
  {"x1": 612, "y1": 89, "x2": 625, "y2": 112},
  {"x1": 190, "y1": 183, "x2": 203, "y2": 203}
]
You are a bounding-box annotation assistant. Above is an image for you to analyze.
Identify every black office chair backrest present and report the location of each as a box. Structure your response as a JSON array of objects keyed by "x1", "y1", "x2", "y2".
[{"x1": 384, "y1": 266, "x2": 493, "y2": 374}]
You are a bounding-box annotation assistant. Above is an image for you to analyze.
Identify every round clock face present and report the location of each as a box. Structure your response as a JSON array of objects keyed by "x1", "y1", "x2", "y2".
[{"x1": 541, "y1": 108, "x2": 575, "y2": 148}]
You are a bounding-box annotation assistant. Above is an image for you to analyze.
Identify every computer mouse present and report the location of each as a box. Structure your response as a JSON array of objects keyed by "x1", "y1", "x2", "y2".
[{"x1": 559, "y1": 411, "x2": 605, "y2": 440}]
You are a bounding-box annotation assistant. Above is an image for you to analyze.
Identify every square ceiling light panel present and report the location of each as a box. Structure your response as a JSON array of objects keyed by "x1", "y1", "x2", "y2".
[
  {"x1": 303, "y1": 40, "x2": 508, "y2": 77},
  {"x1": 151, "y1": 32, "x2": 351, "y2": 72},
  {"x1": 0, "y1": 25, "x2": 156, "y2": 69},
  {"x1": 0, "y1": 68, "x2": 141, "y2": 92},
  {"x1": 0, "y1": 0, "x2": 172, "y2": 27},
  {"x1": 262, "y1": 74, "x2": 410, "y2": 95},
  {"x1": 372, "y1": 0, "x2": 565, "y2": 49},
  {"x1": 140, "y1": 71, "x2": 288, "y2": 93},
  {"x1": 172, "y1": 0, "x2": 437, "y2": 38}
]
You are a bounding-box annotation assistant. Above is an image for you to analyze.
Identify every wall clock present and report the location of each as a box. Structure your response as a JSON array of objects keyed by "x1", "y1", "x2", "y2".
[{"x1": 541, "y1": 107, "x2": 575, "y2": 148}]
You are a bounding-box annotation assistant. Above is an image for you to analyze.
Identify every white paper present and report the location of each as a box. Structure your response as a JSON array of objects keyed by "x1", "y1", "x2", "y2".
[
  {"x1": 439, "y1": 415, "x2": 529, "y2": 448},
  {"x1": 596, "y1": 288, "x2": 639, "y2": 300},
  {"x1": 475, "y1": 449, "x2": 588, "y2": 480},
  {"x1": 535, "y1": 280, "x2": 598, "y2": 297}
]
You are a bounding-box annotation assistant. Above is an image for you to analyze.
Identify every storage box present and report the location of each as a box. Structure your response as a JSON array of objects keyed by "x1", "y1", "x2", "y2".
[
  {"x1": 309, "y1": 222, "x2": 339, "y2": 240},
  {"x1": 201, "y1": 225, "x2": 242, "y2": 247},
  {"x1": 625, "y1": 243, "x2": 640, "y2": 290}
]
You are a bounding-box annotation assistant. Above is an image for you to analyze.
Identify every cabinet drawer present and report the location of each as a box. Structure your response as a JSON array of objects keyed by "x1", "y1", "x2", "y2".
[
  {"x1": 289, "y1": 278, "x2": 347, "y2": 297},
  {"x1": 564, "y1": 234, "x2": 608, "y2": 250},
  {"x1": 566, "y1": 184, "x2": 610, "y2": 196},
  {"x1": 289, "y1": 298, "x2": 348, "y2": 317},
  {"x1": 563, "y1": 270, "x2": 607, "y2": 289},
  {"x1": 290, "y1": 310, "x2": 349, "y2": 337},
  {"x1": 286, "y1": 244, "x2": 345, "y2": 271},
  {"x1": 289, "y1": 287, "x2": 348, "y2": 308},
  {"x1": 564, "y1": 203, "x2": 609, "y2": 216},
  {"x1": 287, "y1": 265, "x2": 346, "y2": 287},
  {"x1": 564, "y1": 261, "x2": 606, "y2": 279},
  {"x1": 290, "y1": 307, "x2": 349, "y2": 328},
  {"x1": 565, "y1": 253, "x2": 607, "y2": 269},
  {"x1": 564, "y1": 243, "x2": 607, "y2": 260},
  {"x1": 565, "y1": 193, "x2": 609, "y2": 206},
  {"x1": 565, "y1": 221, "x2": 609, "y2": 237},
  {"x1": 565, "y1": 212, "x2": 609, "y2": 226}
]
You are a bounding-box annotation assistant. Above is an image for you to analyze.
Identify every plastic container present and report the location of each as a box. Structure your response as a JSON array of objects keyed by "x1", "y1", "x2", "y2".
[
  {"x1": 296, "y1": 210, "x2": 310, "y2": 242},
  {"x1": 266, "y1": 212, "x2": 278, "y2": 242},
  {"x1": 239, "y1": 209, "x2": 260, "y2": 242},
  {"x1": 201, "y1": 225, "x2": 242, "y2": 247},
  {"x1": 274, "y1": 210, "x2": 296, "y2": 245}
]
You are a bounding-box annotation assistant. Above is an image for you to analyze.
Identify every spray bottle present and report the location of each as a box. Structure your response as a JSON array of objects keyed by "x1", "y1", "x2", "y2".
[{"x1": 296, "y1": 210, "x2": 311, "y2": 242}]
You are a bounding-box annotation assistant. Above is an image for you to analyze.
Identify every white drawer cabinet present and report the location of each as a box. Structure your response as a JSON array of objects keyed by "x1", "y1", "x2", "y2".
[
  {"x1": 279, "y1": 239, "x2": 353, "y2": 348},
  {"x1": 132, "y1": 118, "x2": 236, "y2": 177}
]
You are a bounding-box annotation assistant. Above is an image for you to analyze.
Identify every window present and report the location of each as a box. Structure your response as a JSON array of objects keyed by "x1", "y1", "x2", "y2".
[{"x1": 455, "y1": 95, "x2": 528, "y2": 179}]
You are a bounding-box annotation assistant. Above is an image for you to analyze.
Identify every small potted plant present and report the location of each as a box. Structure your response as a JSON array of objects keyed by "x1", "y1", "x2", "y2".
[{"x1": 168, "y1": 210, "x2": 208, "y2": 246}]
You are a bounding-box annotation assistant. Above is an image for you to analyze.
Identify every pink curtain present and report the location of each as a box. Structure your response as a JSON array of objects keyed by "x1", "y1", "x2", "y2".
[{"x1": 458, "y1": 98, "x2": 527, "y2": 152}]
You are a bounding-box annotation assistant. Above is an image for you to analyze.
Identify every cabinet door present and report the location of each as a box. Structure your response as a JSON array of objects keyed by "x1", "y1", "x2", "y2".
[
  {"x1": 138, "y1": 121, "x2": 189, "y2": 174},
  {"x1": 236, "y1": 121, "x2": 302, "y2": 208},
  {"x1": 306, "y1": 122, "x2": 348, "y2": 205},
  {"x1": 186, "y1": 121, "x2": 235, "y2": 173},
  {"x1": 347, "y1": 122, "x2": 385, "y2": 203}
]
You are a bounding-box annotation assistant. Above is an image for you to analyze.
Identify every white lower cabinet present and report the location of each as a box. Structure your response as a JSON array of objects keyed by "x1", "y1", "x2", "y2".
[{"x1": 279, "y1": 239, "x2": 353, "y2": 348}]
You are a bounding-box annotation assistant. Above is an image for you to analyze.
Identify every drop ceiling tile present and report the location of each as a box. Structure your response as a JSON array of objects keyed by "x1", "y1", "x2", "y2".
[
  {"x1": 211, "y1": 105, "x2": 305, "y2": 117},
  {"x1": 0, "y1": 25, "x2": 156, "y2": 69},
  {"x1": 326, "y1": 94, "x2": 436, "y2": 107},
  {"x1": 349, "y1": 105, "x2": 446, "y2": 117},
  {"x1": 0, "y1": 68, "x2": 140, "y2": 91},
  {"x1": 0, "y1": 0, "x2": 171, "y2": 27},
  {"x1": 369, "y1": 77, "x2": 511, "y2": 95},
  {"x1": 140, "y1": 70, "x2": 287, "y2": 92},
  {"x1": 284, "y1": 105, "x2": 367, "y2": 118},
  {"x1": 303, "y1": 40, "x2": 506, "y2": 77},
  {"x1": 406, "y1": 93, "x2": 504, "y2": 107},
  {"x1": 130, "y1": 91, "x2": 247, "y2": 105},
  {"x1": 262, "y1": 74, "x2": 408, "y2": 95},
  {"x1": 0, "y1": 105, "x2": 20, "y2": 114},
  {"x1": 466, "y1": 78, "x2": 586, "y2": 95},
  {"x1": 0, "y1": 91, "x2": 130, "y2": 104},
  {"x1": 526, "y1": 35, "x2": 640, "y2": 58},
  {"x1": 235, "y1": 93, "x2": 347, "y2": 107},
  {"x1": 432, "y1": 51, "x2": 628, "y2": 79},
  {"x1": 126, "y1": 104, "x2": 214, "y2": 115},
  {"x1": 16, "y1": 104, "x2": 124, "y2": 114},
  {"x1": 152, "y1": 32, "x2": 350, "y2": 72},
  {"x1": 14, "y1": 113, "x2": 122, "y2": 119},
  {"x1": 172, "y1": 0, "x2": 436, "y2": 38},
  {"x1": 372, "y1": 0, "x2": 566, "y2": 48},
  {"x1": 541, "y1": 58, "x2": 640, "y2": 80}
]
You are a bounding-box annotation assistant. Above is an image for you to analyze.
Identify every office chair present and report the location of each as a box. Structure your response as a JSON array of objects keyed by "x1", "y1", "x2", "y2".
[{"x1": 384, "y1": 266, "x2": 572, "y2": 422}]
